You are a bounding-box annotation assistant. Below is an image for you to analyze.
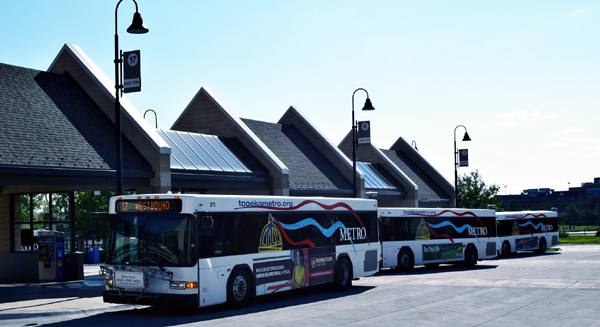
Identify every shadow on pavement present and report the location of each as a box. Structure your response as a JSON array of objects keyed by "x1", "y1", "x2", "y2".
[
  {"x1": 0, "y1": 278, "x2": 104, "y2": 304},
  {"x1": 40, "y1": 285, "x2": 375, "y2": 326},
  {"x1": 497, "y1": 251, "x2": 561, "y2": 260},
  {"x1": 378, "y1": 263, "x2": 498, "y2": 276}
]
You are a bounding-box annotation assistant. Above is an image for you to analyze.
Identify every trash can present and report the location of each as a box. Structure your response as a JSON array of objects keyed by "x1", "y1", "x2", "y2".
[
  {"x1": 88, "y1": 245, "x2": 100, "y2": 264},
  {"x1": 65, "y1": 252, "x2": 84, "y2": 281}
]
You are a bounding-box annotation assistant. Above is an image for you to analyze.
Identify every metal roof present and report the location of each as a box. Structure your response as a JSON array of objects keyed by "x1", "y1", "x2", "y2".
[
  {"x1": 357, "y1": 162, "x2": 397, "y2": 190},
  {"x1": 158, "y1": 130, "x2": 251, "y2": 173}
]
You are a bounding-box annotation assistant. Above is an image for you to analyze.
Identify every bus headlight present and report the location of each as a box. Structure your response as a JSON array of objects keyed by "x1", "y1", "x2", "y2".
[
  {"x1": 170, "y1": 281, "x2": 198, "y2": 289},
  {"x1": 106, "y1": 279, "x2": 113, "y2": 287}
]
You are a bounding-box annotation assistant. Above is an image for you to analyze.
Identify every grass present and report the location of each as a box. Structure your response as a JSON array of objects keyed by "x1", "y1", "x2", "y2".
[
  {"x1": 561, "y1": 225, "x2": 599, "y2": 231},
  {"x1": 559, "y1": 235, "x2": 600, "y2": 244}
]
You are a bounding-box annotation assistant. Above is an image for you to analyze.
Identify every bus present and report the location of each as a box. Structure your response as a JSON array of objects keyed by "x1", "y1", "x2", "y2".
[
  {"x1": 101, "y1": 194, "x2": 379, "y2": 308},
  {"x1": 378, "y1": 208, "x2": 497, "y2": 271},
  {"x1": 496, "y1": 210, "x2": 559, "y2": 257}
]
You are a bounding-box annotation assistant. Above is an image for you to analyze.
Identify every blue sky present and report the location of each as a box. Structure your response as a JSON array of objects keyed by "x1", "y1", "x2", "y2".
[{"x1": 1, "y1": 1, "x2": 598, "y2": 194}]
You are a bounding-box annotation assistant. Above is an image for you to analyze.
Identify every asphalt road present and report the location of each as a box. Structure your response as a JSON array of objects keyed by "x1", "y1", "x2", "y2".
[{"x1": 2, "y1": 245, "x2": 600, "y2": 327}]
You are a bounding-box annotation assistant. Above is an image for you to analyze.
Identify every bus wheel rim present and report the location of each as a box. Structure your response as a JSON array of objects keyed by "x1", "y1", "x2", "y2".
[
  {"x1": 401, "y1": 254, "x2": 408, "y2": 266},
  {"x1": 233, "y1": 275, "x2": 247, "y2": 301}
]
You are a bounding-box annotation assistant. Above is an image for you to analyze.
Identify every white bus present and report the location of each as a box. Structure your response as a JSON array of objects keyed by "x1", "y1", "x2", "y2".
[
  {"x1": 378, "y1": 208, "x2": 498, "y2": 271},
  {"x1": 102, "y1": 194, "x2": 380, "y2": 308},
  {"x1": 496, "y1": 210, "x2": 559, "y2": 257}
]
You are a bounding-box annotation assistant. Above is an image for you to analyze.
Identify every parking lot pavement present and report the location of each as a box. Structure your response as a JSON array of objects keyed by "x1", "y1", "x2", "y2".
[{"x1": 1, "y1": 245, "x2": 599, "y2": 327}]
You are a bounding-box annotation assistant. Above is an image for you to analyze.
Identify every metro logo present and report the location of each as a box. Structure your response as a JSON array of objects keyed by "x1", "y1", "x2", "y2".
[{"x1": 339, "y1": 227, "x2": 367, "y2": 241}]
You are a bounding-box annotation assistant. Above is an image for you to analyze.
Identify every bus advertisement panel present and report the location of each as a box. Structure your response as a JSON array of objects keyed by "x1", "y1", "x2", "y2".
[
  {"x1": 379, "y1": 208, "x2": 497, "y2": 271},
  {"x1": 496, "y1": 211, "x2": 559, "y2": 257}
]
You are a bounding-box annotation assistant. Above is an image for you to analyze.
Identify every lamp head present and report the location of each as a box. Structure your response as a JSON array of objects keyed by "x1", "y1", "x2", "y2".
[
  {"x1": 462, "y1": 131, "x2": 471, "y2": 142},
  {"x1": 362, "y1": 98, "x2": 375, "y2": 111},
  {"x1": 127, "y1": 11, "x2": 149, "y2": 34}
]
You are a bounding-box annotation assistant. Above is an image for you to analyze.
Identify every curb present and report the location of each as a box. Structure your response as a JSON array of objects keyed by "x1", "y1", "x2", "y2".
[{"x1": 0, "y1": 303, "x2": 137, "y2": 318}]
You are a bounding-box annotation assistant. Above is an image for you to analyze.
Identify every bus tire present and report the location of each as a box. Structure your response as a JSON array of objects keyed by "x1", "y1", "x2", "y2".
[
  {"x1": 396, "y1": 248, "x2": 414, "y2": 272},
  {"x1": 464, "y1": 245, "x2": 478, "y2": 267},
  {"x1": 501, "y1": 241, "x2": 511, "y2": 257},
  {"x1": 536, "y1": 237, "x2": 547, "y2": 254},
  {"x1": 227, "y1": 268, "x2": 255, "y2": 308},
  {"x1": 333, "y1": 257, "x2": 352, "y2": 291}
]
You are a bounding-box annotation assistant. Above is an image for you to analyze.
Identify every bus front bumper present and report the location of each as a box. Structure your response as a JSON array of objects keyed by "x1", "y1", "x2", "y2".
[{"x1": 103, "y1": 290, "x2": 198, "y2": 308}]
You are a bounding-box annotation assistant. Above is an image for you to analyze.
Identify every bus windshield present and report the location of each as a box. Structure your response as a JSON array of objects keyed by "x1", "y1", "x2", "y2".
[{"x1": 107, "y1": 213, "x2": 197, "y2": 267}]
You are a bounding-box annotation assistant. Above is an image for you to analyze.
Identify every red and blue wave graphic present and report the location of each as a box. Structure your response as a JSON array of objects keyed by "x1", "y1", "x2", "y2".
[{"x1": 236, "y1": 200, "x2": 368, "y2": 247}]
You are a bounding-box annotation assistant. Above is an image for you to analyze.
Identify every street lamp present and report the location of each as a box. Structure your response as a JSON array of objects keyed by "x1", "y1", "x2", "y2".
[
  {"x1": 352, "y1": 88, "x2": 375, "y2": 198},
  {"x1": 454, "y1": 125, "x2": 471, "y2": 207},
  {"x1": 411, "y1": 140, "x2": 418, "y2": 151},
  {"x1": 114, "y1": 0, "x2": 148, "y2": 195},
  {"x1": 143, "y1": 109, "x2": 158, "y2": 128}
]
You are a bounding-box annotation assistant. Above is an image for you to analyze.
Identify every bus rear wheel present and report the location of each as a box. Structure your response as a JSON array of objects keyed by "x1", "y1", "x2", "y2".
[
  {"x1": 501, "y1": 241, "x2": 511, "y2": 257},
  {"x1": 536, "y1": 238, "x2": 547, "y2": 254},
  {"x1": 333, "y1": 257, "x2": 352, "y2": 291},
  {"x1": 396, "y1": 248, "x2": 414, "y2": 272},
  {"x1": 227, "y1": 269, "x2": 254, "y2": 308},
  {"x1": 464, "y1": 245, "x2": 478, "y2": 267}
]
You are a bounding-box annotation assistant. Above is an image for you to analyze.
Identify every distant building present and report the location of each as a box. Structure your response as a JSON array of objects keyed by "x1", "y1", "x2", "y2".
[{"x1": 499, "y1": 177, "x2": 600, "y2": 213}]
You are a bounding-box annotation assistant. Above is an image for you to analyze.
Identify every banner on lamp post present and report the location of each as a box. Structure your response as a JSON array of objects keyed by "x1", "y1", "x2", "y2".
[
  {"x1": 459, "y1": 149, "x2": 469, "y2": 167},
  {"x1": 357, "y1": 121, "x2": 371, "y2": 144},
  {"x1": 123, "y1": 50, "x2": 141, "y2": 93}
]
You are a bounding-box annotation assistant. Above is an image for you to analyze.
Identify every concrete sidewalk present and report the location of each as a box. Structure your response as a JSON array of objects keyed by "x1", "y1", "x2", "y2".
[{"x1": 0, "y1": 264, "x2": 135, "y2": 322}]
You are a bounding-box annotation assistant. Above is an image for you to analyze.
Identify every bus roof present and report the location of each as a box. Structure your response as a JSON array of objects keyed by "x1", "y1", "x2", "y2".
[
  {"x1": 109, "y1": 194, "x2": 377, "y2": 214},
  {"x1": 496, "y1": 210, "x2": 558, "y2": 220},
  {"x1": 378, "y1": 207, "x2": 495, "y2": 218}
]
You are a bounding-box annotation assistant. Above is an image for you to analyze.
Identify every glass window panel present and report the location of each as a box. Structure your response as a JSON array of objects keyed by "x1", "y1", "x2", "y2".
[
  {"x1": 189, "y1": 133, "x2": 233, "y2": 172},
  {"x1": 168, "y1": 130, "x2": 210, "y2": 170},
  {"x1": 358, "y1": 162, "x2": 396, "y2": 190},
  {"x1": 205, "y1": 135, "x2": 251, "y2": 172},
  {"x1": 159, "y1": 130, "x2": 196, "y2": 170},
  {"x1": 14, "y1": 194, "x2": 31, "y2": 222},
  {"x1": 174, "y1": 131, "x2": 218, "y2": 171},
  {"x1": 52, "y1": 193, "x2": 70, "y2": 221},
  {"x1": 32, "y1": 194, "x2": 50, "y2": 222},
  {"x1": 358, "y1": 163, "x2": 379, "y2": 189},
  {"x1": 33, "y1": 222, "x2": 50, "y2": 232},
  {"x1": 54, "y1": 223, "x2": 71, "y2": 253},
  {"x1": 367, "y1": 168, "x2": 387, "y2": 189},
  {"x1": 203, "y1": 135, "x2": 240, "y2": 172},
  {"x1": 14, "y1": 223, "x2": 33, "y2": 252}
]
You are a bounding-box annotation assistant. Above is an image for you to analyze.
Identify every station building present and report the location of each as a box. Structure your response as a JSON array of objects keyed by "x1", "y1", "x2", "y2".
[
  {"x1": 0, "y1": 43, "x2": 452, "y2": 282},
  {"x1": 339, "y1": 131, "x2": 454, "y2": 207}
]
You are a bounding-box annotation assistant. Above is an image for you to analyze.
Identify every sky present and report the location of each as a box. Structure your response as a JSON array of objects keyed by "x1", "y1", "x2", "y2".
[{"x1": 1, "y1": 1, "x2": 599, "y2": 194}]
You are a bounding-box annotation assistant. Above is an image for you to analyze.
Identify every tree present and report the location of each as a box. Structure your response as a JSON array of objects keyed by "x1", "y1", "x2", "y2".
[{"x1": 457, "y1": 170, "x2": 501, "y2": 209}]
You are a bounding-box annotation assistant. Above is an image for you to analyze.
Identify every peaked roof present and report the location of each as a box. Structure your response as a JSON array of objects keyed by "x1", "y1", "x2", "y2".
[
  {"x1": 242, "y1": 118, "x2": 350, "y2": 191},
  {"x1": 384, "y1": 136, "x2": 455, "y2": 203},
  {"x1": 0, "y1": 62, "x2": 149, "y2": 173}
]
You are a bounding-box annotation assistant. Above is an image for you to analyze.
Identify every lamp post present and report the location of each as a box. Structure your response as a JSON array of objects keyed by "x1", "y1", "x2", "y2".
[
  {"x1": 143, "y1": 109, "x2": 158, "y2": 128},
  {"x1": 454, "y1": 125, "x2": 471, "y2": 207},
  {"x1": 411, "y1": 140, "x2": 418, "y2": 151},
  {"x1": 114, "y1": 0, "x2": 148, "y2": 195},
  {"x1": 351, "y1": 88, "x2": 375, "y2": 198}
]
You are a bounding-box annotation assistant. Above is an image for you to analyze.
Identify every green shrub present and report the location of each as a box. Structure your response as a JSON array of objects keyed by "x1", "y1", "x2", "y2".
[
  {"x1": 560, "y1": 229, "x2": 569, "y2": 238},
  {"x1": 596, "y1": 230, "x2": 600, "y2": 237}
]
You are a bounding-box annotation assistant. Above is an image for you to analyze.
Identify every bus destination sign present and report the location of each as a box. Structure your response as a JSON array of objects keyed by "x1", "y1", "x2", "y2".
[{"x1": 115, "y1": 199, "x2": 182, "y2": 213}]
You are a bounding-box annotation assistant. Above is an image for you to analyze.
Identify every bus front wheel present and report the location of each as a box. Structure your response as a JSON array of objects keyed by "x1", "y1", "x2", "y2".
[
  {"x1": 501, "y1": 241, "x2": 511, "y2": 257},
  {"x1": 464, "y1": 245, "x2": 478, "y2": 267},
  {"x1": 227, "y1": 269, "x2": 255, "y2": 308},
  {"x1": 396, "y1": 248, "x2": 414, "y2": 272},
  {"x1": 536, "y1": 238, "x2": 547, "y2": 254},
  {"x1": 333, "y1": 257, "x2": 352, "y2": 291}
]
